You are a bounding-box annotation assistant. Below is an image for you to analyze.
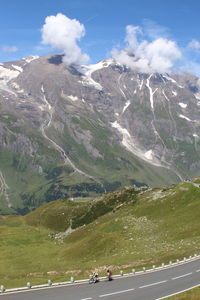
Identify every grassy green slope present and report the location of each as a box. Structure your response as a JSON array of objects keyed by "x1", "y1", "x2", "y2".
[
  {"x1": 166, "y1": 286, "x2": 200, "y2": 299},
  {"x1": 25, "y1": 187, "x2": 140, "y2": 231},
  {"x1": 1, "y1": 181, "x2": 200, "y2": 288}
]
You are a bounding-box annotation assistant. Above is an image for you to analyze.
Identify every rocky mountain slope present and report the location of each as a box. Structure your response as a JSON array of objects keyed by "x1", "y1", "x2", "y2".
[{"x1": 1, "y1": 54, "x2": 200, "y2": 213}]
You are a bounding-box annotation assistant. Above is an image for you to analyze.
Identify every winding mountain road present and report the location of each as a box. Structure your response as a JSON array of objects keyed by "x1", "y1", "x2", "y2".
[
  {"x1": 1, "y1": 258, "x2": 200, "y2": 300},
  {"x1": 0, "y1": 171, "x2": 11, "y2": 208}
]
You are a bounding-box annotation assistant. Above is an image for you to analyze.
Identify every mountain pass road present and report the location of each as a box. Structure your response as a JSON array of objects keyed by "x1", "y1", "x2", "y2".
[{"x1": 1, "y1": 258, "x2": 200, "y2": 300}]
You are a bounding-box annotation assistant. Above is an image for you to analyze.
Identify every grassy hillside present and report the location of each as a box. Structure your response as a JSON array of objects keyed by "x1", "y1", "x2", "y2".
[
  {"x1": 1, "y1": 181, "x2": 200, "y2": 288},
  {"x1": 25, "y1": 187, "x2": 140, "y2": 231},
  {"x1": 166, "y1": 286, "x2": 200, "y2": 299}
]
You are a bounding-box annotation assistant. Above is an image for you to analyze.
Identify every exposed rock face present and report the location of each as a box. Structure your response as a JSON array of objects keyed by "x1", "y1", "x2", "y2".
[{"x1": 1, "y1": 54, "x2": 200, "y2": 213}]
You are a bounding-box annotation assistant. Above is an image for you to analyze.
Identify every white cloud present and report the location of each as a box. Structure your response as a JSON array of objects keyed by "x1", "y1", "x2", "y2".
[
  {"x1": 180, "y1": 61, "x2": 200, "y2": 76},
  {"x1": 41, "y1": 13, "x2": 89, "y2": 66},
  {"x1": 142, "y1": 19, "x2": 170, "y2": 40},
  {"x1": 2, "y1": 46, "x2": 18, "y2": 53},
  {"x1": 112, "y1": 25, "x2": 182, "y2": 74},
  {"x1": 179, "y1": 39, "x2": 200, "y2": 76},
  {"x1": 188, "y1": 39, "x2": 200, "y2": 51}
]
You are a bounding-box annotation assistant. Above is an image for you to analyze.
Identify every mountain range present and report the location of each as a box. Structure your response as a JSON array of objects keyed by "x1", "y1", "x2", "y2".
[{"x1": 1, "y1": 54, "x2": 200, "y2": 214}]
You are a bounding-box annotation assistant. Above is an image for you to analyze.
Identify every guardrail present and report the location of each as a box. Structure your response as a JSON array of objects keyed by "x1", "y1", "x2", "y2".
[{"x1": 1, "y1": 253, "x2": 199, "y2": 294}]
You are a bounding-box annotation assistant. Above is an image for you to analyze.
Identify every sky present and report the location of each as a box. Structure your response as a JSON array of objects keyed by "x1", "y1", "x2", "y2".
[{"x1": 1, "y1": 0, "x2": 200, "y2": 74}]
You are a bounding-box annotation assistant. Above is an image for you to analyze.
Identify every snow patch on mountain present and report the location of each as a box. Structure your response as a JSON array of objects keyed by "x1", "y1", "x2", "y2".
[
  {"x1": 0, "y1": 66, "x2": 20, "y2": 94},
  {"x1": 163, "y1": 74, "x2": 176, "y2": 83},
  {"x1": 146, "y1": 74, "x2": 158, "y2": 109},
  {"x1": 111, "y1": 121, "x2": 162, "y2": 167},
  {"x1": 23, "y1": 56, "x2": 39, "y2": 64},
  {"x1": 111, "y1": 121, "x2": 131, "y2": 137},
  {"x1": 162, "y1": 90, "x2": 170, "y2": 101},
  {"x1": 81, "y1": 75, "x2": 102, "y2": 90},
  {"x1": 81, "y1": 59, "x2": 113, "y2": 90},
  {"x1": 12, "y1": 65, "x2": 23, "y2": 73},
  {"x1": 84, "y1": 59, "x2": 113, "y2": 73},
  {"x1": 163, "y1": 75, "x2": 184, "y2": 88},
  {"x1": 122, "y1": 100, "x2": 131, "y2": 113},
  {"x1": 172, "y1": 91, "x2": 177, "y2": 96},
  {"x1": 179, "y1": 103, "x2": 187, "y2": 108},
  {"x1": 68, "y1": 95, "x2": 78, "y2": 101},
  {"x1": 194, "y1": 94, "x2": 200, "y2": 100},
  {"x1": 139, "y1": 79, "x2": 143, "y2": 90},
  {"x1": 179, "y1": 114, "x2": 191, "y2": 122},
  {"x1": 0, "y1": 66, "x2": 20, "y2": 83},
  {"x1": 144, "y1": 150, "x2": 153, "y2": 160},
  {"x1": 118, "y1": 74, "x2": 126, "y2": 98}
]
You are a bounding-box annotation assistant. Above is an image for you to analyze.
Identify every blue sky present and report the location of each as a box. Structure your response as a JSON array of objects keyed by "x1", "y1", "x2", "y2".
[{"x1": 1, "y1": 0, "x2": 200, "y2": 73}]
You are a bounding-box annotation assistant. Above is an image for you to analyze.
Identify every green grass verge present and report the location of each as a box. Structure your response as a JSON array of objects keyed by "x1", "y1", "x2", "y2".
[
  {"x1": 166, "y1": 286, "x2": 200, "y2": 299},
  {"x1": 1, "y1": 181, "x2": 200, "y2": 289}
]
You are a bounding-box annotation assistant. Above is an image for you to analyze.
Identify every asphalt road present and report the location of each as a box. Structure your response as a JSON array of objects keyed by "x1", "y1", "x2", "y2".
[{"x1": 1, "y1": 258, "x2": 200, "y2": 300}]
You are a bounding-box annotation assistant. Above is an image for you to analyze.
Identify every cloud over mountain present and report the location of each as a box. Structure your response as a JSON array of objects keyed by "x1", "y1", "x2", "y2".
[
  {"x1": 41, "y1": 13, "x2": 89, "y2": 66},
  {"x1": 112, "y1": 24, "x2": 182, "y2": 74}
]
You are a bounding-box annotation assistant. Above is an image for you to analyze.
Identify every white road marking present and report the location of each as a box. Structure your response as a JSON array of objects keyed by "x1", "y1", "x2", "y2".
[
  {"x1": 99, "y1": 288, "x2": 135, "y2": 297},
  {"x1": 81, "y1": 298, "x2": 92, "y2": 300},
  {"x1": 155, "y1": 283, "x2": 200, "y2": 299},
  {"x1": 139, "y1": 280, "x2": 167, "y2": 289},
  {"x1": 172, "y1": 272, "x2": 192, "y2": 280},
  {"x1": 196, "y1": 269, "x2": 200, "y2": 272}
]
